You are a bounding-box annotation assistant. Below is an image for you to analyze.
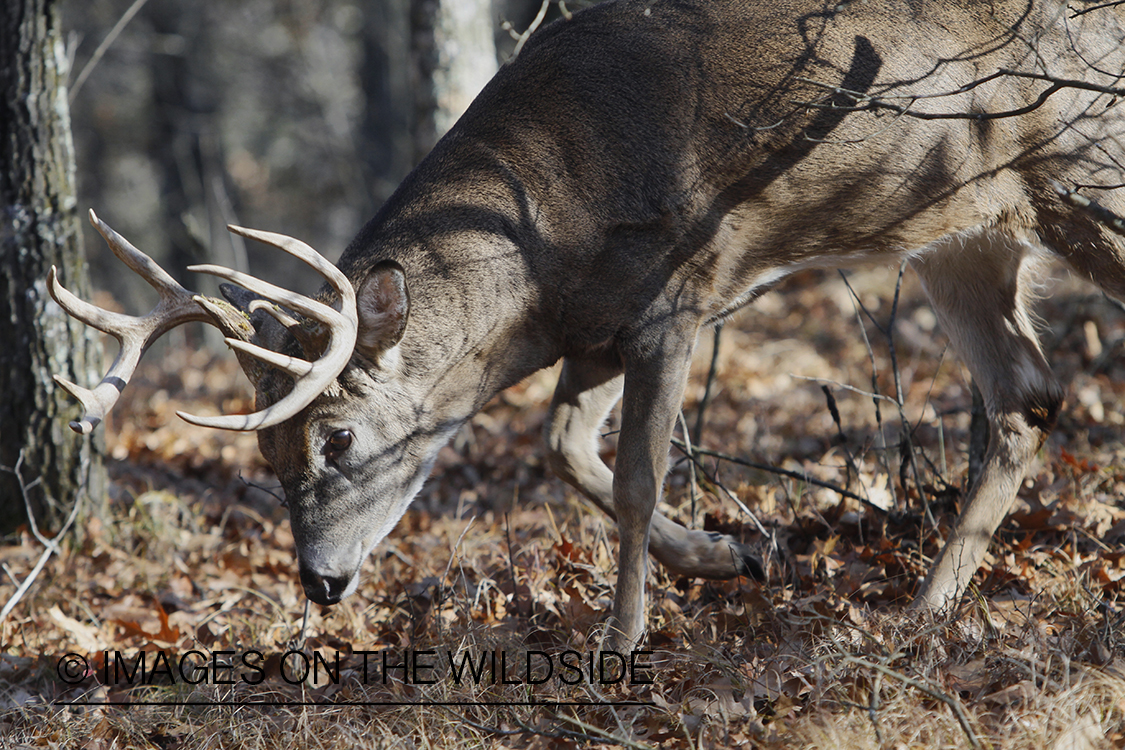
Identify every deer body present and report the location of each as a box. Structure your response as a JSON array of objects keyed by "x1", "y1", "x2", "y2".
[{"x1": 54, "y1": 0, "x2": 1125, "y2": 648}]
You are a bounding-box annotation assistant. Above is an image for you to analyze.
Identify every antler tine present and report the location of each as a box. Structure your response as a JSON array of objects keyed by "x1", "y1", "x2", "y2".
[
  {"x1": 248, "y1": 299, "x2": 302, "y2": 329},
  {"x1": 188, "y1": 263, "x2": 339, "y2": 323},
  {"x1": 48, "y1": 211, "x2": 213, "y2": 434},
  {"x1": 227, "y1": 225, "x2": 353, "y2": 290},
  {"x1": 176, "y1": 226, "x2": 358, "y2": 431},
  {"x1": 89, "y1": 209, "x2": 187, "y2": 298}
]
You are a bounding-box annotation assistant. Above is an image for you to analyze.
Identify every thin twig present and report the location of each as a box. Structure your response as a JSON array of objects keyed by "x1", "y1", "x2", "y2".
[
  {"x1": 837, "y1": 654, "x2": 988, "y2": 750},
  {"x1": 0, "y1": 452, "x2": 86, "y2": 626},
  {"x1": 677, "y1": 410, "x2": 700, "y2": 528},
  {"x1": 820, "y1": 384, "x2": 860, "y2": 490},
  {"x1": 1054, "y1": 181, "x2": 1125, "y2": 236},
  {"x1": 802, "y1": 99, "x2": 918, "y2": 144},
  {"x1": 1070, "y1": 0, "x2": 1125, "y2": 17},
  {"x1": 791, "y1": 374, "x2": 898, "y2": 404},
  {"x1": 553, "y1": 712, "x2": 655, "y2": 750},
  {"x1": 505, "y1": 0, "x2": 551, "y2": 59},
  {"x1": 841, "y1": 272, "x2": 900, "y2": 511},
  {"x1": 238, "y1": 472, "x2": 286, "y2": 506},
  {"x1": 886, "y1": 264, "x2": 931, "y2": 521},
  {"x1": 868, "y1": 671, "x2": 885, "y2": 746},
  {"x1": 693, "y1": 323, "x2": 723, "y2": 447},
  {"x1": 840, "y1": 268, "x2": 931, "y2": 515},
  {"x1": 438, "y1": 515, "x2": 478, "y2": 635},
  {"x1": 69, "y1": 0, "x2": 152, "y2": 103},
  {"x1": 669, "y1": 438, "x2": 890, "y2": 514},
  {"x1": 797, "y1": 68, "x2": 1124, "y2": 123},
  {"x1": 449, "y1": 709, "x2": 624, "y2": 746},
  {"x1": 292, "y1": 599, "x2": 311, "y2": 650},
  {"x1": 503, "y1": 510, "x2": 526, "y2": 617},
  {"x1": 0, "y1": 454, "x2": 49, "y2": 546},
  {"x1": 669, "y1": 439, "x2": 771, "y2": 536},
  {"x1": 441, "y1": 515, "x2": 478, "y2": 586}
]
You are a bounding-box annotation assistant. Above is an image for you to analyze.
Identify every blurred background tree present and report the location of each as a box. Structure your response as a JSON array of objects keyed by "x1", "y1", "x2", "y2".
[
  {"x1": 62, "y1": 0, "x2": 570, "y2": 309},
  {"x1": 1, "y1": 0, "x2": 106, "y2": 534}
]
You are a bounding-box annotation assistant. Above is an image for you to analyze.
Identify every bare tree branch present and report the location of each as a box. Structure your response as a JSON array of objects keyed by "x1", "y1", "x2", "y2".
[
  {"x1": 797, "y1": 68, "x2": 1124, "y2": 126},
  {"x1": 1070, "y1": 1, "x2": 1125, "y2": 18},
  {"x1": 0, "y1": 451, "x2": 85, "y2": 626},
  {"x1": 503, "y1": 0, "x2": 551, "y2": 59},
  {"x1": 68, "y1": 0, "x2": 151, "y2": 103},
  {"x1": 1054, "y1": 181, "x2": 1125, "y2": 236}
]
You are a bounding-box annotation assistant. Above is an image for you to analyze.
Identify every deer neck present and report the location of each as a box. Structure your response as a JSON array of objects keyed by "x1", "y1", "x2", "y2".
[{"x1": 344, "y1": 168, "x2": 562, "y2": 417}]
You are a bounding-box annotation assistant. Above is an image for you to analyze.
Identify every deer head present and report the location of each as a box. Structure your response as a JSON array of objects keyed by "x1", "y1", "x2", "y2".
[{"x1": 52, "y1": 210, "x2": 425, "y2": 604}]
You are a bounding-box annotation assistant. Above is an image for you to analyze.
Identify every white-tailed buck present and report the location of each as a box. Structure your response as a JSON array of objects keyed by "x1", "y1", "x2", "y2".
[{"x1": 52, "y1": 0, "x2": 1125, "y2": 648}]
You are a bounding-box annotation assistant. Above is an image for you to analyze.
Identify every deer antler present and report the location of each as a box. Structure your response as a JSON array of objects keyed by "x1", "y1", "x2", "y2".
[
  {"x1": 50, "y1": 210, "x2": 357, "y2": 434},
  {"x1": 49, "y1": 210, "x2": 222, "y2": 434},
  {"x1": 182, "y1": 226, "x2": 357, "y2": 430}
]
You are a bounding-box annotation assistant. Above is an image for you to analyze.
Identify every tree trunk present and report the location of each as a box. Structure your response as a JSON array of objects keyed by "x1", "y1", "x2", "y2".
[
  {"x1": 430, "y1": 0, "x2": 498, "y2": 136},
  {"x1": 362, "y1": 0, "x2": 415, "y2": 207},
  {"x1": 0, "y1": 0, "x2": 105, "y2": 533},
  {"x1": 409, "y1": 0, "x2": 498, "y2": 162}
]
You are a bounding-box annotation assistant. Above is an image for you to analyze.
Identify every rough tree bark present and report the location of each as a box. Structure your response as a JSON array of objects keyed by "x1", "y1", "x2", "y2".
[{"x1": 0, "y1": 0, "x2": 105, "y2": 533}]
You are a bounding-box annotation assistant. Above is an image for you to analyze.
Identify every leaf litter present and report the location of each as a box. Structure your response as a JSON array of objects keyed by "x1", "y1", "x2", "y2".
[{"x1": 2, "y1": 266, "x2": 1125, "y2": 747}]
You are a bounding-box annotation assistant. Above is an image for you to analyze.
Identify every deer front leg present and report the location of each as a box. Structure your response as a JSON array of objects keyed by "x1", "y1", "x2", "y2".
[
  {"x1": 598, "y1": 325, "x2": 706, "y2": 650},
  {"x1": 910, "y1": 232, "x2": 1063, "y2": 612},
  {"x1": 545, "y1": 355, "x2": 763, "y2": 584}
]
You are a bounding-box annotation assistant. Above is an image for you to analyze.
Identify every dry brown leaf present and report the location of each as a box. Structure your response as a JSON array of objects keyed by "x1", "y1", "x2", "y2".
[{"x1": 48, "y1": 606, "x2": 109, "y2": 653}]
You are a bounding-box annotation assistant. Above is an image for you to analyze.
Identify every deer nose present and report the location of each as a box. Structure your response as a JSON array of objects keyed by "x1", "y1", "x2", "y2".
[{"x1": 299, "y1": 566, "x2": 352, "y2": 605}]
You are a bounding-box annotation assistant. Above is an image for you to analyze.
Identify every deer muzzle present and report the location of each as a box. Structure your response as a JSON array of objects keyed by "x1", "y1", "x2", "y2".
[{"x1": 298, "y1": 564, "x2": 359, "y2": 605}]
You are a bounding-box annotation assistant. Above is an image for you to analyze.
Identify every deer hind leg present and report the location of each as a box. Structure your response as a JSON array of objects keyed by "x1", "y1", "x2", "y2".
[
  {"x1": 544, "y1": 355, "x2": 763, "y2": 583},
  {"x1": 910, "y1": 229, "x2": 1064, "y2": 612}
]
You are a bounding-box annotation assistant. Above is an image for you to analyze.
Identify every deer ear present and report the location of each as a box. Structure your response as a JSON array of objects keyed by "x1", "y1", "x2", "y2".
[{"x1": 355, "y1": 262, "x2": 409, "y2": 361}]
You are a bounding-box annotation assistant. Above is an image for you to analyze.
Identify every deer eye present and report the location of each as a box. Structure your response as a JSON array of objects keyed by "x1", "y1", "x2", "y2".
[{"x1": 326, "y1": 429, "x2": 353, "y2": 457}]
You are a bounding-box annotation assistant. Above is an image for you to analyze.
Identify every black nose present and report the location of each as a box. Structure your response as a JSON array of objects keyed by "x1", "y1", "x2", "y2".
[{"x1": 299, "y1": 567, "x2": 351, "y2": 605}]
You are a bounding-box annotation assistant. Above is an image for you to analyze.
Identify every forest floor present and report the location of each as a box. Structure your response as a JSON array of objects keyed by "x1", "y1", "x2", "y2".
[{"x1": 3, "y1": 264, "x2": 1125, "y2": 748}]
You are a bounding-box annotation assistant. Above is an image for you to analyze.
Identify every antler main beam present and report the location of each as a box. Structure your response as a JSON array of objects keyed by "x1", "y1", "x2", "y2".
[
  {"x1": 180, "y1": 226, "x2": 358, "y2": 430},
  {"x1": 49, "y1": 210, "x2": 217, "y2": 434},
  {"x1": 51, "y1": 211, "x2": 358, "y2": 434}
]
